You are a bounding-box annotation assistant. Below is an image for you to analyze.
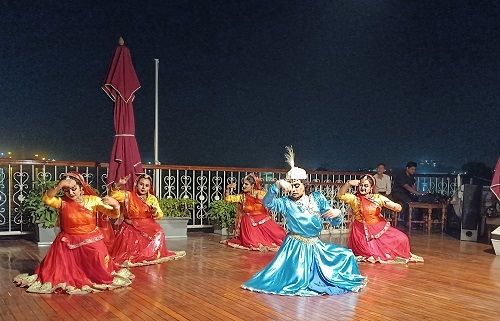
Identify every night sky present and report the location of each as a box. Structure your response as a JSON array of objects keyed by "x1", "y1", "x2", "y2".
[{"x1": 1, "y1": 1, "x2": 499, "y2": 171}]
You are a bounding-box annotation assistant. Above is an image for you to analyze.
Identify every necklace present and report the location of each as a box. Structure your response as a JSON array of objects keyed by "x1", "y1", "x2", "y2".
[{"x1": 294, "y1": 194, "x2": 320, "y2": 216}]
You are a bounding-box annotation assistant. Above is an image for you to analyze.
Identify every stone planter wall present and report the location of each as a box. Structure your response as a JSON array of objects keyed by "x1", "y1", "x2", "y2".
[
  {"x1": 213, "y1": 226, "x2": 234, "y2": 236},
  {"x1": 158, "y1": 217, "x2": 190, "y2": 239},
  {"x1": 35, "y1": 225, "x2": 58, "y2": 246}
]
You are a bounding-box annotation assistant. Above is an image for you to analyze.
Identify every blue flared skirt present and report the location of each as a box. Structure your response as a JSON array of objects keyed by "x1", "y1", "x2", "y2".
[{"x1": 242, "y1": 234, "x2": 367, "y2": 296}]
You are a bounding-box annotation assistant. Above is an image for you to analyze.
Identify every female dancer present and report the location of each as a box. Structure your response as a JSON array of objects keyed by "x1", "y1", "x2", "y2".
[
  {"x1": 110, "y1": 174, "x2": 185, "y2": 267},
  {"x1": 242, "y1": 147, "x2": 366, "y2": 296},
  {"x1": 337, "y1": 175, "x2": 423, "y2": 263},
  {"x1": 223, "y1": 174, "x2": 286, "y2": 251},
  {"x1": 14, "y1": 172, "x2": 133, "y2": 294}
]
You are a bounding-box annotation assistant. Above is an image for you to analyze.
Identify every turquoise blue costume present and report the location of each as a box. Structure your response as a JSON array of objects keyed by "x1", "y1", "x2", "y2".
[{"x1": 241, "y1": 184, "x2": 367, "y2": 296}]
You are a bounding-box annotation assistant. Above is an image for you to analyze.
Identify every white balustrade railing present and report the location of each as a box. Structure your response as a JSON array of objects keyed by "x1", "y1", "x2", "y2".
[{"x1": 0, "y1": 160, "x2": 458, "y2": 235}]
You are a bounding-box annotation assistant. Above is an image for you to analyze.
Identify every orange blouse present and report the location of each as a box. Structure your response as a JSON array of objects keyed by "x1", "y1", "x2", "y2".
[
  {"x1": 338, "y1": 193, "x2": 390, "y2": 225},
  {"x1": 110, "y1": 189, "x2": 163, "y2": 219},
  {"x1": 225, "y1": 190, "x2": 267, "y2": 216},
  {"x1": 43, "y1": 194, "x2": 119, "y2": 235}
]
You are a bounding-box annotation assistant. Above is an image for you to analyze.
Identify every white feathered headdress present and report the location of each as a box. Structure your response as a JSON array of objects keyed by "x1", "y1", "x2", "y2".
[{"x1": 284, "y1": 146, "x2": 307, "y2": 180}]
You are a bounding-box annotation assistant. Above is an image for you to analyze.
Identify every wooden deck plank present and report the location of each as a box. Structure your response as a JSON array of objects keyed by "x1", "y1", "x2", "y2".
[{"x1": 1, "y1": 231, "x2": 500, "y2": 321}]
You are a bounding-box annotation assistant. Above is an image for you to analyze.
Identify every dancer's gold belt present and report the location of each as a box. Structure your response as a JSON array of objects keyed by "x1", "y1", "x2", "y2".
[{"x1": 289, "y1": 234, "x2": 319, "y2": 244}]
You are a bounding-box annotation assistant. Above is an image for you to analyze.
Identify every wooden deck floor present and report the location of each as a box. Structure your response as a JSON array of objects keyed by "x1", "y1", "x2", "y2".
[{"x1": 1, "y1": 231, "x2": 500, "y2": 321}]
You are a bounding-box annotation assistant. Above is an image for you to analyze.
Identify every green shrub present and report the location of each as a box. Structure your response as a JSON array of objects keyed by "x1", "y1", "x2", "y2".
[
  {"x1": 158, "y1": 197, "x2": 197, "y2": 218},
  {"x1": 22, "y1": 179, "x2": 60, "y2": 228},
  {"x1": 208, "y1": 200, "x2": 237, "y2": 229}
]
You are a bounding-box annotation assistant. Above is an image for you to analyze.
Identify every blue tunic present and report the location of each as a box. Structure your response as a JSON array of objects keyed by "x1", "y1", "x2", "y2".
[{"x1": 241, "y1": 184, "x2": 367, "y2": 296}]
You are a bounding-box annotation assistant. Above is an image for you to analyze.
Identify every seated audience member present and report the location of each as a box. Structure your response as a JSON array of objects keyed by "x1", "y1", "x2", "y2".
[
  {"x1": 391, "y1": 161, "x2": 425, "y2": 222},
  {"x1": 373, "y1": 163, "x2": 391, "y2": 196}
]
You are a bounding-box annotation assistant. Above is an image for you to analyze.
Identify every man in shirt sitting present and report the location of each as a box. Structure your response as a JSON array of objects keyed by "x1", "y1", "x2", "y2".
[
  {"x1": 391, "y1": 161, "x2": 426, "y2": 224},
  {"x1": 373, "y1": 163, "x2": 391, "y2": 197}
]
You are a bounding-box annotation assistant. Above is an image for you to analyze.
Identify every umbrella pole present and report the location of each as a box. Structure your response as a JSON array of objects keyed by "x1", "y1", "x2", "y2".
[{"x1": 154, "y1": 59, "x2": 161, "y2": 196}]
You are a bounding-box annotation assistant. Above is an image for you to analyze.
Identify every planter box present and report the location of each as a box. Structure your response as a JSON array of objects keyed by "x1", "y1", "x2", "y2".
[
  {"x1": 35, "y1": 225, "x2": 58, "y2": 246},
  {"x1": 213, "y1": 227, "x2": 234, "y2": 236},
  {"x1": 158, "y1": 217, "x2": 189, "y2": 239}
]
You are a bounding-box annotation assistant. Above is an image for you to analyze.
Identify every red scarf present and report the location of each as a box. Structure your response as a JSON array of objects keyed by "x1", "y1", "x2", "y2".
[
  {"x1": 126, "y1": 191, "x2": 154, "y2": 219},
  {"x1": 355, "y1": 193, "x2": 382, "y2": 219}
]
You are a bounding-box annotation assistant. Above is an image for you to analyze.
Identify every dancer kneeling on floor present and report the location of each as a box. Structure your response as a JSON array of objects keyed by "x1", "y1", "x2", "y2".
[
  {"x1": 337, "y1": 175, "x2": 423, "y2": 264},
  {"x1": 109, "y1": 173, "x2": 186, "y2": 267},
  {"x1": 14, "y1": 172, "x2": 133, "y2": 294},
  {"x1": 241, "y1": 147, "x2": 367, "y2": 296},
  {"x1": 222, "y1": 173, "x2": 286, "y2": 251}
]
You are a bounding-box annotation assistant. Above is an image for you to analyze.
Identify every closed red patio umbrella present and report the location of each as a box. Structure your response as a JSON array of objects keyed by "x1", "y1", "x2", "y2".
[{"x1": 103, "y1": 37, "x2": 144, "y2": 191}]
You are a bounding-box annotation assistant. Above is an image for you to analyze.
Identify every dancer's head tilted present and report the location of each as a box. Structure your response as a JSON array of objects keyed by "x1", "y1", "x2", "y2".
[
  {"x1": 134, "y1": 173, "x2": 154, "y2": 196},
  {"x1": 357, "y1": 174, "x2": 376, "y2": 196},
  {"x1": 284, "y1": 146, "x2": 309, "y2": 200},
  {"x1": 61, "y1": 171, "x2": 96, "y2": 200},
  {"x1": 242, "y1": 173, "x2": 262, "y2": 193}
]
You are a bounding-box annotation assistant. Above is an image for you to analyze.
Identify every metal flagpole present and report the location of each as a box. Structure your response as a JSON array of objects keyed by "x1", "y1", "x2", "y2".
[{"x1": 154, "y1": 59, "x2": 161, "y2": 195}]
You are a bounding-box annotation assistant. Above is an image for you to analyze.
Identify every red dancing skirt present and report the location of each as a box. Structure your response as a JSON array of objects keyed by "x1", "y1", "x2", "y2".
[
  {"x1": 98, "y1": 218, "x2": 115, "y2": 251},
  {"x1": 36, "y1": 230, "x2": 115, "y2": 285},
  {"x1": 111, "y1": 218, "x2": 185, "y2": 266},
  {"x1": 348, "y1": 220, "x2": 422, "y2": 263},
  {"x1": 13, "y1": 229, "x2": 134, "y2": 294},
  {"x1": 224, "y1": 213, "x2": 286, "y2": 251}
]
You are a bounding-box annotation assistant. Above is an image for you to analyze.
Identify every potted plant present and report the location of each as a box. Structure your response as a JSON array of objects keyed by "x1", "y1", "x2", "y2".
[
  {"x1": 208, "y1": 200, "x2": 237, "y2": 236},
  {"x1": 158, "y1": 197, "x2": 196, "y2": 239},
  {"x1": 22, "y1": 179, "x2": 60, "y2": 246}
]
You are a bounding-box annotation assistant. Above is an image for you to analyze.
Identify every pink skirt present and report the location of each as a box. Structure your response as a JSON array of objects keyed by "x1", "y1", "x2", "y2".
[
  {"x1": 111, "y1": 218, "x2": 185, "y2": 267},
  {"x1": 13, "y1": 230, "x2": 134, "y2": 294},
  {"x1": 223, "y1": 214, "x2": 286, "y2": 251},
  {"x1": 348, "y1": 220, "x2": 423, "y2": 263}
]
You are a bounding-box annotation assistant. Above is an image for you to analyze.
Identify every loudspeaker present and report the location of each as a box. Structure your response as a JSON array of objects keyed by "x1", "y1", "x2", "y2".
[
  {"x1": 460, "y1": 184, "x2": 482, "y2": 242},
  {"x1": 445, "y1": 204, "x2": 461, "y2": 239}
]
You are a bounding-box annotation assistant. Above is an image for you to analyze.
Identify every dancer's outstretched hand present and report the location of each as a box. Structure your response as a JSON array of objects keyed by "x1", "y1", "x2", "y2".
[
  {"x1": 150, "y1": 205, "x2": 158, "y2": 218},
  {"x1": 323, "y1": 208, "x2": 342, "y2": 219},
  {"x1": 102, "y1": 196, "x2": 120, "y2": 209},
  {"x1": 226, "y1": 182, "x2": 237, "y2": 190},
  {"x1": 277, "y1": 180, "x2": 292, "y2": 193},
  {"x1": 117, "y1": 174, "x2": 131, "y2": 186},
  {"x1": 348, "y1": 180, "x2": 360, "y2": 187}
]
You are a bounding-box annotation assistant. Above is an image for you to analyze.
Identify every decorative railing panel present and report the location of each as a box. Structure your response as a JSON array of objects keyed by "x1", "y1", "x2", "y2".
[{"x1": 0, "y1": 160, "x2": 458, "y2": 234}]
